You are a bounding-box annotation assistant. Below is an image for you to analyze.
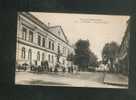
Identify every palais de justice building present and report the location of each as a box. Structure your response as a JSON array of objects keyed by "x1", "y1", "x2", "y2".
[{"x1": 16, "y1": 12, "x2": 74, "y2": 70}]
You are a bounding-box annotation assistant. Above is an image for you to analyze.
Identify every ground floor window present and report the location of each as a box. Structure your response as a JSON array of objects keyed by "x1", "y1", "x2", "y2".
[
  {"x1": 37, "y1": 51, "x2": 40, "y2": 61},
  {"x1": 28, "y1": 49, "x2": 32, "y2": 61},
  {"x1": 21, "y1": 47, "x2": 26, "y2": 59}
]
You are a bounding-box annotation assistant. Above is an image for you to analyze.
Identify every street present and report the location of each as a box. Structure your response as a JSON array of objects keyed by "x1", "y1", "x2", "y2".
[{"x1": 15, "y1": 71, "x2": 128, "y2": 88}]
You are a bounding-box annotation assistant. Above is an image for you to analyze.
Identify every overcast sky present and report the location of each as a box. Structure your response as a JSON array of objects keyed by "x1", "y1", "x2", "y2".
[{"x1": 30, "y1": 12, "x2": 129, "y2": 60}]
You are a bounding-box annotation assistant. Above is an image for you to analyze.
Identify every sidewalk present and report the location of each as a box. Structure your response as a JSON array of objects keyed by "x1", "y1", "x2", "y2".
[
  {"x1": 16, "y1": 71, "x2": 128, "y2": 88},
  {"x1": 104, "y1": 73, "x2": 128, "y2": 86},
  {"x1": 16, "y1": 72, "x2": 127, "y2": 88}
]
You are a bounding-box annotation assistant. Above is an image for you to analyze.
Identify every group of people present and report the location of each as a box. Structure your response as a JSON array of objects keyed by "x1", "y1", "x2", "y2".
[{"x1": 16, "y1": 60, "x2": 78, "y2": 73}]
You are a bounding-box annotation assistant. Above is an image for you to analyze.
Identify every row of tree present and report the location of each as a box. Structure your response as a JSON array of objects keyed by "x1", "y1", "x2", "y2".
[
  {"x1": 102, "y1": 42, "x2": 120, "y2": 72},
  {"x1": 67, "y1": 39, "x2": 121, "y2": 72},
  {"x1": 67, "y1": 39, "x2": 98, "y2": 71}
]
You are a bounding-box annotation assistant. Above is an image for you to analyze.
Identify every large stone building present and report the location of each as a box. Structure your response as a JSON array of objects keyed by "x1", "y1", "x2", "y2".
[{"x1": 16, "y1": 12, "x2": 74, "y2": 70}]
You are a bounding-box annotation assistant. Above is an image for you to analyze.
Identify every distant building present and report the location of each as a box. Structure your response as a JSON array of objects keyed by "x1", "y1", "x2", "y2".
[
  {"x1": 101, "y1": 19, "x2": 129, "y2": 74},
  {"x1": 16, "y1": 12, "x2": 74, "y2": 71},
  {"x1": 116, "y1": 20, "x2": 130, "y2": 74}
]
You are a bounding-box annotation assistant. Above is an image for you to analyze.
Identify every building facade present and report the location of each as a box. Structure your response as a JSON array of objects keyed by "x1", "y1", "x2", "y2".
[
  {"x1": 16, "y1": 12, "x2": 74, "y2": 70},
  {"x1": 115, "y1": 20, "x2": 130, "y2": 74},
  {"x1": 100, "y1": 19, "x2": 129, "y2": 74}
]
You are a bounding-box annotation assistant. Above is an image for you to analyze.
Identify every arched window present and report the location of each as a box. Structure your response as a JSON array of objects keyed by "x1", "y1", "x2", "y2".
[
  {"x1": 37, "y1": 51, "x2": 40, "y2": 61},
  {"x1": 28, "y1": 49, "x2": 32, "y2": 60},
  {"x1": 21, "y1": 47, "x2": 25, "y2": 59}
]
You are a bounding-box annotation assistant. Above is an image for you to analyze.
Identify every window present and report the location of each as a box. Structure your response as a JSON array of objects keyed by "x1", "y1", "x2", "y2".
[
  {"x1": 37, "y1": 51, "x2": 40, "y2": 61},
  {"x1": 42, "y1": 53, "x2": 45, "y2": 61},
  {"x1": 28, "y1": 49, "x2": 32, "y2": 60},
  {"x1": 38, "y1": 35, "x2": 41, "y2": 46},
  {"x1": 29, "y1": 30, "x2": 33, "y2": 43},
  {"x1": 22, "y1": 27, "x2": 27, "y2": 40},
  {"x1": 21, "y1": 47, "x2": 25, "y2": 59},
  {"x1": 49, "y1": 41, "x2": 51, "y2": 49},
  {"x1": 58, "y1": 44, "x2": 60, "y2": 54},
  {"x1": 52, "y1": 42, "x2": 54, "y2": 50},
  {"x1": 42, "y1": 38, "x2": 45, "y2": 47}
]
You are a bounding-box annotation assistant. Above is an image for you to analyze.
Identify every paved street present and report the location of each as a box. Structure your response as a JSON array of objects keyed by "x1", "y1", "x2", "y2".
[{"x1": 15, "y1": 71, "x2": 128, "y2": 88}]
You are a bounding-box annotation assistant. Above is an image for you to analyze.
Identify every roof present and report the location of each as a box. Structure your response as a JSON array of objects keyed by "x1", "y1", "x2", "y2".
[
  {"x1": 49, "y1": 25, "x2": 69, "y2": 42},
  {"x1": 19, "y1": 12, "x2": 49, "y2": 30}
]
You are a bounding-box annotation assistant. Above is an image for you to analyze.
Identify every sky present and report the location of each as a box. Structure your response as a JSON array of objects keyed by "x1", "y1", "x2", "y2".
[{"x1": 30, "y1": 12, "x2": 129, "y2": 61}]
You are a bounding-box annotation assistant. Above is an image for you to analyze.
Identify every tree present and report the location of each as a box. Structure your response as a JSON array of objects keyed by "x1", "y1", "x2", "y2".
[
  {"x1": 73, "y1": 39, "x2": 98, "y2": 71},
  {"x1": 102, "y1": 41, "x2": 120, "y2": 71}
]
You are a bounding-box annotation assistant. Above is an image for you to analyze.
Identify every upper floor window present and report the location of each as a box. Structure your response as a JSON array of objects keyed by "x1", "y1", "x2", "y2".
[
  {"x1": 21, "y1": 47, "x2": 25, "y2": 59},
  {"x1": 29, "y1": 30, "x2": 33, "y2": 43},
  {"x1": 42, "y1": 38, "x2": 45, "y2": 47},
  {"x1": 22, "y1": 27, "x2": 27, "y2": 40},
  {"x1": 52, "y1": 42, "x2": 54, "y2": 50},
  {"x1": 38, "y1": 35, "x2": 41, "y2": 46},
  {"x1": 49, "y1": 41, "x2": 51, "y2": 49},
  {"x1": 58, "y1": 44, "x2": 60, "y2": 54}
]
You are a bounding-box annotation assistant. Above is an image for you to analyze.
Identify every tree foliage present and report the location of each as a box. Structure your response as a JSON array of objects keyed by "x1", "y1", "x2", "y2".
[
  {"x1": 73, "y1": 39, "x2": 98, "y2": 70},
  {"x1": 102, "y1": 41, "x2": 120, "y2": 70}
]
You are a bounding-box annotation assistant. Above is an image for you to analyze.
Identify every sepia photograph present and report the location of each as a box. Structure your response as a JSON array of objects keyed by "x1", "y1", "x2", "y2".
[{"x1": 15, "y1": 12, "x2": 129, "y2": 88}]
